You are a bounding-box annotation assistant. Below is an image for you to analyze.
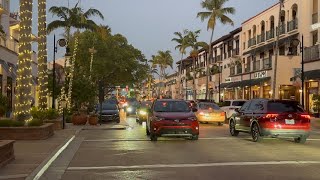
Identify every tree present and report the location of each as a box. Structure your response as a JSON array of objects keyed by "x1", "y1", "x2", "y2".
[
  {"x1": 146, "y1": 63, "x2": 158, "y2": 99},
  {"x1": 152, "y1": 51, "x2": 173, "y2": 98},
  {"x1": 47, "y1": 3, "x2": 104, "y2": 108},
  {"x1": 15, "y1": 0, "x2": 33, "y2": 121},
  {"x1": 37, "y1": 0, "x2": 49, "y2": 110},
  {"x1": 186, "y1": 30, "x2": 208, "y2": 100},
  {"x1": 172, "y1": 30, "x2": 190, "y2": 99},
  {"x1": 197, "y1": 0, "x2": 235, "y2": 100}
]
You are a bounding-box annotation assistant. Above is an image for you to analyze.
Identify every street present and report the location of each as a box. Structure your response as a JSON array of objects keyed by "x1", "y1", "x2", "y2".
[{"x1": 39, "y1": 111, "x2": 320, "y2": 180}]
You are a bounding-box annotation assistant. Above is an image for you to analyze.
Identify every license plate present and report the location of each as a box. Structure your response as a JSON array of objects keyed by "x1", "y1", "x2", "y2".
[{"x1": 285, "y1": 119, "x2": 295, "y2": 125}]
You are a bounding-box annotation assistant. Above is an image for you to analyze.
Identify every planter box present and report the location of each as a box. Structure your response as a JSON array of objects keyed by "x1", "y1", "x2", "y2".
[
  {"x1": 0, "y1": 123, "x2": 54, "y2": 140},
  {"x1": 44, "y1": 119, "x2": 62, "y2": 130},
  {"x1": 0, "y1": 140, "x2": 15, "y2": 168}
]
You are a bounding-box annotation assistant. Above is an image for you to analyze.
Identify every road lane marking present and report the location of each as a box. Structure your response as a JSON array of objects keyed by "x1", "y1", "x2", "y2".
[
  {"x1": 32, "y1": 135, "x2": 75, "y2": 180},
  {"x1": 83, "y1": 137, "x2": 320, "y2": 142},
  {"x1": 68, "y1": 161, "x2": 320, "y2": 171}
]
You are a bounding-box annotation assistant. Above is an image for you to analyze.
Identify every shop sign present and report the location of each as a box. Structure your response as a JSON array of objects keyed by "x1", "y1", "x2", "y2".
[
  {"x1": 254, "y1": 71, "x2": 267, "y2": 79},
  {"x1": 225, "y1": 78, "x2": 232, "y2": 83}
]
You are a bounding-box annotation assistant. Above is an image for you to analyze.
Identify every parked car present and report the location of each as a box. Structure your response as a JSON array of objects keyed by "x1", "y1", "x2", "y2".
[
  {"x1": 195, "y1": 102, "x2": 225, "y2": 126},
  {"x1": 136, "y1": 101, "x2": 152, "y2": 124},
  {"x1": 146, "y1": 99, "x2": 199, "y2": 141},
  {"x1": 97, "y1": 103, "x2": 120, "y2": 123},
  {"x1": 220, "y1": 100, "x2": 247, "y2": 120},
  {"x1": 229, "y1": 99, "x2": 311, "y2": 143},
  {"x1": 126, "y1": 98, "x2": 139, "y2": 115}
]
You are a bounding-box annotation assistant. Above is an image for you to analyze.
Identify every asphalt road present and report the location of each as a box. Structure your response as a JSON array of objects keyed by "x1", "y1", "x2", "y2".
[{"x1": 41, "y1": 112, "x2": 320, "y2": 180}]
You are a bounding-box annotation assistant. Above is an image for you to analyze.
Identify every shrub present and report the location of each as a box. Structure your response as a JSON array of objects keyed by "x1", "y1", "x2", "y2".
[
  {"x1": 0, "y1": 119, "x2": 24, "y2": 127},
  {"x1": 46, "y1": 108, "x2": 59, "y2": 120},
  {"x1": 31, "y1": 107, "x2": 46, "y2": 120},
  {"x1": 27, "y1": 118, "x2": 44, "y2": 127}
]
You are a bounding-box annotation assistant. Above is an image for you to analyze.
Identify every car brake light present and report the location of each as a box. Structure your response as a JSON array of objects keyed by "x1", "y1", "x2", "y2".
[
  {"x1": 301, "y1": 114, "x2": 311, "y2": 119},
  {"x1": 220, "y1": 112, "x2": 225, "y2": 116},
  {"x1": 199, "y1": 112, "x2": 205, "y2": 116},
  {"x1": 265, "y1": 114, "x2": 278, "y2": 118}
]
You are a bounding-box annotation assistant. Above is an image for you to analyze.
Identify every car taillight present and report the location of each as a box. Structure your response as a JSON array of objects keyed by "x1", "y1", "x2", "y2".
[
  {"x1": 301, "y1": 114, "x2": 311, "y2": 119},
  {"x1": 265, "y1": 114, "x2": 278, "y2": 122},
  {"x1": 220, "y1": 112, "x2": 225, "y2": 116}
]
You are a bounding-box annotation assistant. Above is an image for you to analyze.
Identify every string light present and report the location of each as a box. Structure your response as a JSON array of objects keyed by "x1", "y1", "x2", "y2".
[
  {"x1": 67, "y1": 36, "x2": 79, "y2": 108},
  {"x1": 14, "y1": 0, "x2": 33, "y2": 120},
  {"x1": 37, "y1": 0, "x2": 48, "y2": 110}
]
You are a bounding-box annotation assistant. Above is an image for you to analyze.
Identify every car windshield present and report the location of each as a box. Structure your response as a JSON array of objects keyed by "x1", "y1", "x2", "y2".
[
  {"x1": 232, "y1": 101, "x2": 246, "y2": 106},
  {"x1": 154, "y1": 101, "x2": 190, "y2": 112},
  {"x1": 267, "y1": 101, "x2": 304, "y2": 113},
  {"x1": 99, "y1": 103, "x2": 118, "y2": 110},
  {"x1": 199, "y1": 103, "x2": 220, "y2": 110}
]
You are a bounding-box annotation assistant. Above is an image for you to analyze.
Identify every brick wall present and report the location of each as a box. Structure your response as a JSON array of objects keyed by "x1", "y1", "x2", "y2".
[
  {"x1": 0, "y1": 140, "x2": 15, "y2": 168},
  {"x1": 0, "y1": 123, "x2": 54, "y2": 140}
]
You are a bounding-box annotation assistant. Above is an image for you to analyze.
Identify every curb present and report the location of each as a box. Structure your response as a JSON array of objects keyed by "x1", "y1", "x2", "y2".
[
  {"x1": 82, "y1": 127, "x2": 127, "y2": 130},
  {"x1": 25, "y1": 128, "x2": 82, "y2": 180}
]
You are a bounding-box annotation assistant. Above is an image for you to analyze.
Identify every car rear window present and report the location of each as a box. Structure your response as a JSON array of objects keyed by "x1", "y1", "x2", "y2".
[
  {"x1": 199, "y1": 103, "x2": 220, "y2": 110},
  {"x1": 267, "y1": 101, "x2": 304, "y2": 113},
  {"x1": 154, "y1": 101, "x2": 190, "y2": 112},
  {"x1": 232, "y1": 101, "x2": 246, "y2": 106}
]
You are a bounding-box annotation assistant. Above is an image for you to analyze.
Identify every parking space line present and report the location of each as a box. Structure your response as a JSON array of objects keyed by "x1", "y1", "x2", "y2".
[{"x1": 67, "y1": 160, "x2": 320, "y2": 171}]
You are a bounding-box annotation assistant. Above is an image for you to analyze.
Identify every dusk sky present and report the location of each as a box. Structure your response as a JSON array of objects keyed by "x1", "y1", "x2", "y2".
[{"x1": 11, "y1": 0, "x2": 279, "y2": 73}]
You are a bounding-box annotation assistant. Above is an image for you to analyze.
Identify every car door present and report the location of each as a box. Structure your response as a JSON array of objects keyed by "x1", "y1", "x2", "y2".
[
  {"x1": 242, "y1": 100, "x2": 260, "y2": 132},
  {"x1": 235, "y1": 101, "x2": 251, "y2": 130}
]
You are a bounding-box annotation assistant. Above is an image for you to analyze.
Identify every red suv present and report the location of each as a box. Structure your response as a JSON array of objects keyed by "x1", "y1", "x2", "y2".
[
  {"x1": 146, "y1": 99, "x2": 199, "y2": 141},
  {"x1": 229, "y1": 99, "x2": 311, "y2": 143}
]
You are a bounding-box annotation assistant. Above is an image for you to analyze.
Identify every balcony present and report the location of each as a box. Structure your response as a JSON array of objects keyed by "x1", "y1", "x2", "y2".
[
  {"x1": 304, "y1": 45, "x2": 320, "y2": 63},
  {"x1": 287, "y1": 19, "x2": 298, "y2": 32},
  {"x1": 312, "y1": 13, "x2": 318, "y2": 24},
  {"x1": 248, "y1": 37, "x2": 257, "y2": 48},
  {"x1": 262, "y1": 58, "x2": 272, "y2": 69},
  {"x1": 257, "y1": 33, "x2": 265, "y2": 44},
  {"x1": 276, "y1": 23, "x2": 286, "y2": 36},
  {"x1": 266, "y1": 29, "x2": 275, "y2": 40},
  {"x1": 0, "y1": 37, "x2": 19, "y2": 53}
]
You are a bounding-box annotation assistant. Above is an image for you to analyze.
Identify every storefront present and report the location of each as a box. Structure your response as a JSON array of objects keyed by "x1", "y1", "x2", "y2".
[{"x1": 306, "y1": 81, "x2": 319, "y2": 113}]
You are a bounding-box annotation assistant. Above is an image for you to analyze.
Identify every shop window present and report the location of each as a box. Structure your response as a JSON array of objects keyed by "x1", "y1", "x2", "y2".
[
  {"x1": 312, "y1": 31, "x2": 318, "y2": 46},
  {"x1": 237, "y1": 88, "x2": 243, "y2": 99},
  {"x1": 263, "y1": 85, "x2": 271, "y2": 98}
]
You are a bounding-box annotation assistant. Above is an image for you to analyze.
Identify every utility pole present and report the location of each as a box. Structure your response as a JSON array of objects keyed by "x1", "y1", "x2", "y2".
[{"x1": 272, "y1": 0, "x2": 284, "y2": 99}]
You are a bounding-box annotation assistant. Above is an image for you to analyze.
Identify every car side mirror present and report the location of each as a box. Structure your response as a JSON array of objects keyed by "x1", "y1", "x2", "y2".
[
  {"x1": 234, "y1": 108, "x2": 240, "y2": 113},
  {"x1": 192, "y1": 108, "x2": 198, "y2": 112}
]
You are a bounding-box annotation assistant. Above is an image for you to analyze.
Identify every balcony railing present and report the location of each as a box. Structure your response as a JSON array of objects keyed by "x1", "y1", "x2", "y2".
[
  {"x1": 312, "y1": 13, "x2": 318, "y2": 24},
  {"x1": 0, "y1": 37, "x2": 19, "y2": 53},
  {"x1": 248, "y1": 37, "x2": 257, "y2": 48},
  {"x1": 232, "y1": 48, "x2": 240, "y2": 56},
  {"x1": 257, "y1": 33, "x2": 265, "y2": 44},
  {"x1": 304, "y1": 45, "x2": 320, "y2": 62},
  {"x1": 262, "y1": 58, "x2": 272, "y2": 69},
  {"x1": 266, "y1": 29, "x2": 275, "y2": 40},
  {"x1": 276, "y1": 22, "x2": 286, "y2": 36},
  {"x1": 287, "y1": 19, "x2": 298, "y2": 32}
]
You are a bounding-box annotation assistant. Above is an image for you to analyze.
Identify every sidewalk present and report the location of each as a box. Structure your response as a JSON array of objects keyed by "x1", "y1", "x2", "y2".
[
  {"x1": 0, "y1": 125, "x2": 82, "y2": 180},
  {"x1": 312, "y1": 118, "x2": 320, "y2": 130}
]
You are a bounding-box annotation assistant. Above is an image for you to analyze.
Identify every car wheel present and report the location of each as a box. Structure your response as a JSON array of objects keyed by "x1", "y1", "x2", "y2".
[
  {"x1": 251, "y1": 123, "x2": 262, "y2": 142},
  {"x1": 150, "y1": 133, "x2": 157, "y2": 141},
  {"x1": 294, "y1": 136, "x2": 307, "y2": 144},
  {"x1": 146, "y1": 126, "x2": 150, "y2": 136},
  {"x1": 191, "y1": 135, "x2": 198, "y2": 140},
  {"x1": 229, "y1": 120, "x2": 239, "y2": 136},
  {"x1": 116, "y1": 119, "x2": 120, "y2": 124}
]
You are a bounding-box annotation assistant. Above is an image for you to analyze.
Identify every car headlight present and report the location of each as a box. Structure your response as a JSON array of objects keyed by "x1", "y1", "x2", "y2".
[
  {"x1": 139, "y1": 110, "x2": 147, "y2": 116},
  {"x1": 188, "y1": 117, "x2": 197, "y2": 121},
  {"x1": 127, "y1": 107, "x2": 133, "y2": 112}
]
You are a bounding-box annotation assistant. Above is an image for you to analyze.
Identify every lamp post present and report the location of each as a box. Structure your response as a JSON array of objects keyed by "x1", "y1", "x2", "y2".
[
  {"x1": 288, "y1": 35, "x2": 304, "y2": 108},
  {"x1": 60, "y1": 99, "x2": 67, "y2": 129},
  {"x1": 52, "y1": 35, "x2": 68, "y2": 109}
]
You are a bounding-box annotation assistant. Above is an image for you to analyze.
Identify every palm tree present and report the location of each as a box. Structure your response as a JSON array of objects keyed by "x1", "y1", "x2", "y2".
[
  {"x1": 146, "y1": 63, "x2": 158, "y2": 100},
  {"x1": 186, "y1": 30, "x2": 208, "y2": 100},
  {"x1": 47, "y1": 3, "x2": 104, "y2": 108},
  {"x1": 14, "y1": 0, "x2": 33, "y2": 120},
  {"x1": 37, "y1": 0, "x2": 48, "y2": 110},
  {"x1": 172, "y1": 30, "x2": 190, "y2": 99},
  {"x1": 152, "y1": 51, "x2": 173, "y2": 98},
  {"x1": 197, "y1": 0, "x2": 235, "y2": 100}
]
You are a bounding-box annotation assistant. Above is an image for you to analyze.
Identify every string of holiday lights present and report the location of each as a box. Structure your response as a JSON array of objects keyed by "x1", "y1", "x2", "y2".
[
  {"x1": 15, "y1": 0, "x2": 33, "y2": 121},
  {"x1": 67, "y1": 36, "x2": 79, "y2": 108},
  {"x1": 37, "y1": 0, "x2": 48, "y2": 110}
]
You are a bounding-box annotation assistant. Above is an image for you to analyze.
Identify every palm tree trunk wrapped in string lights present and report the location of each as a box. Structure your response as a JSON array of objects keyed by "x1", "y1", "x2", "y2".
[
  {"x1": 15, "y1": 0, "x2": 33, "y2": 121},
  {"x1": 37, "y1": 0, "x2": 48, "y2": 110},
  {"x1": 67, "y1": 36, "x2": 79, "y2": 108}
]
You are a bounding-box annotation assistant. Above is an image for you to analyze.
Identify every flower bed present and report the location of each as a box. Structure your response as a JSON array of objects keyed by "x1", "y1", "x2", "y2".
[
  {"x1": 0, "y1": 140, "x2": 15, "y2": 168},
  {"x1": 0, "y1": 123, "x2": 54, "y2": 140}
]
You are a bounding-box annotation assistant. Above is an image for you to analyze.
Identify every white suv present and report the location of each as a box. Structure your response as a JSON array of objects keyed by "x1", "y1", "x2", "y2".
[{"x1": 220, "y1": 100, "x2": 247, "y2": 119}]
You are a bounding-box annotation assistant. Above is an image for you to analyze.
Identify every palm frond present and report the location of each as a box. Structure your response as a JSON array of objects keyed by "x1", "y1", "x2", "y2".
[
  {"x1": 47, "y1": 20, "x2": 68, "y2": 33},
  {"x1": 84, "y1": 8, "x2": 104, "y2": 20}
]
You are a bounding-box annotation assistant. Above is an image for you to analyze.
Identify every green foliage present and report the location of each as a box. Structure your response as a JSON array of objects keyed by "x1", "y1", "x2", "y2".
[
  {"x1": 312, "y1": 95, "x2": 320, "y2": 113},
  {"x1": 31, "y1": 107, "x2": 46, "y2": 120},
  {"x1": 27, "y1": 119, "x2": 44, "y2": 127},
  {"x1": 0, "y1": 94, "x2": 8, "y2": 117},
  {"x1": 31, "y1": 107, "x2": 60, "y2": 120},
  {"x1": 0, "y1": 119, "x2": 25, "y2": 127},
  {"x1": 46, "y1": 108, "x2": 60, "y2": 120}
]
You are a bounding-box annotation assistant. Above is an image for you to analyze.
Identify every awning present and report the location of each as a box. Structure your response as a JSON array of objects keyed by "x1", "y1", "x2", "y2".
[
  {"x1": 221, "y1": 77, "x2": 271, "y2": 89},
  {"x1": 291, "y1": 69, "x2": 320, "y2": 81}
]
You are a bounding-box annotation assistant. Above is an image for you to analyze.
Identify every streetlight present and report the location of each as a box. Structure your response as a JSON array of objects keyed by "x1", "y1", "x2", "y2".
[
  {"x1": 52, "y1": 35, "x2": 68, "y2": 109},
  {"x1": 60, "y1": 99, "x2": 67, "y2": 129},
  {"x1": 288, "y1": 35, "x2": 304, "y2": 108}
]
